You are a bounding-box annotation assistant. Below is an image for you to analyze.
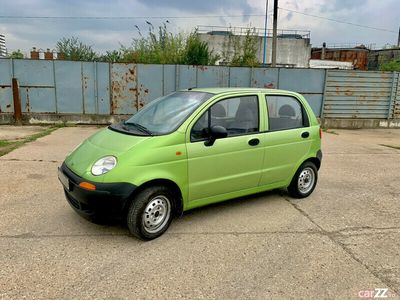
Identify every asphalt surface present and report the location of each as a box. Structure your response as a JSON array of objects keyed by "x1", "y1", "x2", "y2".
[{"x1": 0, "y1": 126, "x2": 399, "y2": 299}]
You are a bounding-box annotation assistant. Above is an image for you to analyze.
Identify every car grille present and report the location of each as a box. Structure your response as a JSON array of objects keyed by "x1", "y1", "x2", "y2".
[{"x1": 65, "y1": 192, "x2": 80, "y2": 210}]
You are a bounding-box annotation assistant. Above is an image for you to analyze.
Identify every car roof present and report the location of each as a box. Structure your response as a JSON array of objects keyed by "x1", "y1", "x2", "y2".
[{"x1": 185, "y1": 87, "x2": 300, "y2": 96}]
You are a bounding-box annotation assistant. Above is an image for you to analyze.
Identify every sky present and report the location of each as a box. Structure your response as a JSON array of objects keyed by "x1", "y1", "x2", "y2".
[{"x1": 0, "y1": 0, "x2": 398, "y2": 55}]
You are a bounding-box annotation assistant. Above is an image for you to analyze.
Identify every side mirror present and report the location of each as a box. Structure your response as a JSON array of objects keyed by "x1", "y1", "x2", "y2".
[{"x1": 204, "y1": 125, "x2": 228, "y2": 146}]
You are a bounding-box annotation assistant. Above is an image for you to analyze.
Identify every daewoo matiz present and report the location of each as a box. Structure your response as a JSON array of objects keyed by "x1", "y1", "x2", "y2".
[{"x1": 58, "y1": 88, "x2": 322, "y2": 240}]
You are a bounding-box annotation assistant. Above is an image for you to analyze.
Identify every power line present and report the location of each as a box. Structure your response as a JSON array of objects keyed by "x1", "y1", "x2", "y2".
[
  {"x1": 0, "y1": 14, "x2": 265, "y2": 20},
  {"x1": 279, "y1": 7, "x2": 397, "y2": 33}
]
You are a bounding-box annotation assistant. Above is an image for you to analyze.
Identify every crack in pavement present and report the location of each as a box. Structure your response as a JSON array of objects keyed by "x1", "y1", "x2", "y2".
[
  {"x1": 0, "y1": 229, "x2": 329, "y2": 240},
  {"x1": 2, "y1": 226, "x2": 399, "y2": 240},
  {"x1": 0, "y1": 158, "x2": 61, "y2": 163},
  {"x1": 284, "y1": 196, "x2": 400, "y2": 296}
]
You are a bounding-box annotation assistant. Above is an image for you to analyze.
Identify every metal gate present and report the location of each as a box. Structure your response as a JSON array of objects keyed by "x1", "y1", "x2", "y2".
[{"x1": 323, "y1": 70, "x2": 399, "y2": 119}]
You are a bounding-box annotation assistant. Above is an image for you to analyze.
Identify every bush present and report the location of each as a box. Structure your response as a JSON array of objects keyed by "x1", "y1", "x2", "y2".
[
  {"x1": 7, "y1": 50, "x2": 24, "y2": 59},
  {"x1": 380, "y1": 58, "x2": 400, "y2": 72},
  {"x1": 56, "y1": 37, "x2": 98, "y2": 61}
]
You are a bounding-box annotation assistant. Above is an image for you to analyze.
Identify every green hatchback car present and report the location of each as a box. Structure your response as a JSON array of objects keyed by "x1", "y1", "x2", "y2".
[{"x1": 58, "y1": 88, "x2": 322, "y2": 240}]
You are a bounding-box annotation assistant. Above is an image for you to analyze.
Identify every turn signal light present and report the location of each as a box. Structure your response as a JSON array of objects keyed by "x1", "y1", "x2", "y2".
[
  {"x1": 319, "y1": 127, "x2": 323, "y2": 139},
  {"x1": 79, "y1": 182, "x2": 96, "y2": 191}
]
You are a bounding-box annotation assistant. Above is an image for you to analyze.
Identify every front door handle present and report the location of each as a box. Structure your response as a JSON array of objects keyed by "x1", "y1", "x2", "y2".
[
  {"x1": 248, "y1": 138, "x2": 260, "y2": 146},
  {"x1": 301, "y1": 131, "x2": 310, "y2": 138}
]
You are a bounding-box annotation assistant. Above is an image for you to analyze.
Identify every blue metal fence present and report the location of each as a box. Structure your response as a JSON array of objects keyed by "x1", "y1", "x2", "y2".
[
  {"x1": 323, "y1": 70, "x2": 399, "y2": 119},
  {"x1": 0, "y1": 58, "x2": 399, "y2": 120}
]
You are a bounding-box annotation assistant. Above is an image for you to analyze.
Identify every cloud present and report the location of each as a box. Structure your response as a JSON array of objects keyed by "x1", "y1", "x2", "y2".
[
  {"x1": 0, "y1": 0, "x2": 398, "y2": 54},
  {"x1": 135, "y1": 0, "x2": 253, "y2": 14}
]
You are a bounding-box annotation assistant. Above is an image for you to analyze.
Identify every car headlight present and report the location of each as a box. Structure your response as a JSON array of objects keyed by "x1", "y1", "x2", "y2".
[{"x1": 91, "y1": 156, "x2": 117, "y2": 176}]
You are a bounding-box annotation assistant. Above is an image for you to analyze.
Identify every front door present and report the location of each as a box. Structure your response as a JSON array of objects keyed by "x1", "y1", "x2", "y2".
[{"x1": 186, "y1": 95, "x2": 264, "y2": 202}]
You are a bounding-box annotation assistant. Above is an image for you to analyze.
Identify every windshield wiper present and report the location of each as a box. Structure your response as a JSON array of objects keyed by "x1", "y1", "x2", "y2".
[{"x1": 124, "y1": 122, "x2": 153, "y2": 136}]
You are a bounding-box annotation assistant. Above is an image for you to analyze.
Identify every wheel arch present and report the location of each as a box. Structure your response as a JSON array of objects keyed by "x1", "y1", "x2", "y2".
[
  {"x1": 303, "y1": 156, "x2": 321, "y2": 170},
  {"x1": 124, "y1": 178, "x2": 184, "y2": 217}
]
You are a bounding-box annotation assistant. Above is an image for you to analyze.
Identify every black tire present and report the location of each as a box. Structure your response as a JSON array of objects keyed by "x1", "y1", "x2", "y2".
[
  {"x1": 127, "y1": 185, "x2": 175, "y2": 240},
  {"x1": 288, "y1": 161, "x2": 318, "y2": 198}
]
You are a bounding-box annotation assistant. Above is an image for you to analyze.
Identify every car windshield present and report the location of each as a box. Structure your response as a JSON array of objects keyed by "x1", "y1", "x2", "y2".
[{"x1": 123, "y1": 91, "x2": 213, "y2": 135}]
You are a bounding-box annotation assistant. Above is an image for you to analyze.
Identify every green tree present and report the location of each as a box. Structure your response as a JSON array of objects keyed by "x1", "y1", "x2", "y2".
[
  {"x1": 183, "y1": 30, "x2": 219, "y2": 65},
  {"x1": 120, "y1": 23, "x2": 218, "y2": 65},
  {"x1": 7, "y1": 50, "x2": 24, "y2": 59},
  {"x1": 121, "y1": 23, "x2": 185, "y2": 64},
  {"x1": 229, "y1": 28, "x2": 259, "y2": 67},
  {"x1": 56, "y1": 36, "x2": 98, "y2": 61},
  {"x1": 380, "y1": 58, "x2": 400, "y2": 71}
]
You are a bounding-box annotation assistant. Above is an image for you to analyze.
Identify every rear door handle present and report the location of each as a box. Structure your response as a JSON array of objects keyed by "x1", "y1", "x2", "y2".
[
  {"x1": 248, "y1": 138, "x2": 260, "y2": 146},
  {"x1": 301, "y1": 131, "x2": 310, "y2": 138}
]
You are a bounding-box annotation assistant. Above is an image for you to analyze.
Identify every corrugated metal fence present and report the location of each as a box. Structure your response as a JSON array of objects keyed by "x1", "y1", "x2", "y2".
[
  {"x1": 323, "y1": 70, "x2": 400, "y2": 119},
  {"x1": 0, "y1": 59, "x2": 110, "y2": 115},
  {"x1": 0, "y1": 58, "x2": 399, "y2": 120}
]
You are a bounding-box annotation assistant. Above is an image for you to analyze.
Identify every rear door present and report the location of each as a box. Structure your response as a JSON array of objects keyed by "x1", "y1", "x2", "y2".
[
  {"x1": 259, "y1": 94, "x2": 313, "y2": 186},
  {"x1": 186, "y1": 94, "x2": 264, "y2": 202}
]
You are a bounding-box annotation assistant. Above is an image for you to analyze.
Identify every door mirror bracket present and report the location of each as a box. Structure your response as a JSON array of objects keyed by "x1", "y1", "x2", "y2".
[{"x1": 204, "y1": 125, "x2": 228, "y2": 147}]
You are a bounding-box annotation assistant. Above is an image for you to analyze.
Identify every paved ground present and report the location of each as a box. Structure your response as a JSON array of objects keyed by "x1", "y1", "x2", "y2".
[
  {"x1": 0, "y1": 125, "x2": 47, "y2": 141},
  {"x1": 0, "y1": 126, "x2": 399, "y2": 299}
]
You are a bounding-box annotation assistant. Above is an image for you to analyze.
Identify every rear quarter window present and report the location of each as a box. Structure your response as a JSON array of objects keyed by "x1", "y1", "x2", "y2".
[{"x1": 265, "y1": 95, "x2": 309, "y2": 131}]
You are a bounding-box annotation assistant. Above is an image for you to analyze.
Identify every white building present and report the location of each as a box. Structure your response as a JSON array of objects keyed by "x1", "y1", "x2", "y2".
[
  {"x1": 0, "y1": 34, "x2": 6, "y2": 57},
  {"x1": 197, "y1": 26, "x2": 311, "y2": 68}
]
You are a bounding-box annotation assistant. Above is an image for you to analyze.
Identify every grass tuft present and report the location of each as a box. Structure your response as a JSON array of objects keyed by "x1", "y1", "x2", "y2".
[{"x1": 0, "y1": 126, "x2": 59, "y2": 157}]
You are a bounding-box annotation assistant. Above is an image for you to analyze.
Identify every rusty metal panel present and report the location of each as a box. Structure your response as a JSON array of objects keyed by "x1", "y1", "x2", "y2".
[
  {"x1": 12, "y1": 59, "x2": 57, "y2": 113},
  {"x1": 0, "y1": 87, "x2": 13, "y2": 113},
  {"x1": 82, "y1": 62, "x2": 96, "y2": 114},
  {"x1": 137, "y1": 64, "x2": 163, "y2": 109},
  {"x1": 250, "y1": 68, "x2": 278, "y2": 88},
  {"x1": 323, "y1": 70, "x2": 394, "y2": 119},
  {"x1": 229, "y1": 67, "x2": 251, "y2": 87},
  {"x1": 96, "y1": 62, "x2": 111, "y2": 115},
  {"x1": 197, "y1": 66, "x2": 229, "y2": 87},
  {"x1": 20, "y1": 87, "x2": 56, "y2": 113},
  {"x1": 0, "y1": 59, "x2": 13, "y2": 113},
  {"x1": 111, "y1": 63, "x2": 137, "y2": 114},
  {"x1": 392, "y1": 72, "x2": 400, "y2": 119},
  {"x1": 177, "y1": 65, "x2": 196, "y2": 89},
  {"x1": 54, "y1": 61, "x2": 83, "y2": 113}
]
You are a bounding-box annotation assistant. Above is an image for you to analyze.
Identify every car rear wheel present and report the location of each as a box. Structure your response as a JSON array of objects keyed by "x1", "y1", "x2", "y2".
[
  {"x1": 127, "y1": 185, "x2": 174, "y2": 240},
  {"x1": 288, "y1": 161, "x2": 318, "y2": 198}
]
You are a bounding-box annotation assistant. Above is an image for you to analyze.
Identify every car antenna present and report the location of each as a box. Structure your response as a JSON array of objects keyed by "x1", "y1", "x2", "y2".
[{"x1": 188, "y1": 86, "x2": 197, "y2": 91}]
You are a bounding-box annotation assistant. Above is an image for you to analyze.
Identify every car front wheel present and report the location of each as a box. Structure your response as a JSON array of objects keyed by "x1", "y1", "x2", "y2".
[
  {"x1": 288, "y1": 161, "x2": 318, "y2": 198},
  {"x1": 127, "y1": 185, "x2": 174, "y2": 240}
]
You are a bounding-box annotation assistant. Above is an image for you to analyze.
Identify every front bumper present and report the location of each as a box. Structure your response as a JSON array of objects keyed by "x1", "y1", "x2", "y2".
[{"x1": 58, "y1": 163, "x2": 136, "y2": 220}]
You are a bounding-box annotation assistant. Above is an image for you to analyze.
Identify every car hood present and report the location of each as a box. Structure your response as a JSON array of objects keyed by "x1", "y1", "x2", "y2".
[{"x1": 64, "y1": 128, "x2": 150, "y2": 179}]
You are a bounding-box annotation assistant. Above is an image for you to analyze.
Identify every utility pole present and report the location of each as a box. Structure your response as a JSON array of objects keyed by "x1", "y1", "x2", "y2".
[
  {"x1": 397, "y1": 26, "x2": 400, "y2": 47},
  {"x1": 262, "y1": 0, "x2": 269, "y2": 65},
  {"x1": 271, "y1": 0, "x2": 278, "y2": 67}
]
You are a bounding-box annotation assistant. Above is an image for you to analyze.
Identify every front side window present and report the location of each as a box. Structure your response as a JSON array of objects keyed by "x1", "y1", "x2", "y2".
[
  {"x1": 118, "y1": 91, "x2": 212, "y2": 135},
  {"x1": 191, "y1": 95, "x2": 259, "y2": 141},
  {"x1": 266, "y1": 95, "x2": 306, "y2": 131}
]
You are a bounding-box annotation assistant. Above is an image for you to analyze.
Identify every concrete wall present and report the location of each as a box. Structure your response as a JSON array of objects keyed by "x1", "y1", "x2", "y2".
[{"x1": 198, "y1": 33, "x2": 311, "y2": 68}]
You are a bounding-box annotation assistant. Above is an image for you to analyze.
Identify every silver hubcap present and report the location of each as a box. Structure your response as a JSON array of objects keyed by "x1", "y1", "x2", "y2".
[
  {"x1": 297, "y1": 167, "x2": 315, "y2": 194},
  {"x1": 142, "y1": 195, "x2": 171, "y2": 233}
]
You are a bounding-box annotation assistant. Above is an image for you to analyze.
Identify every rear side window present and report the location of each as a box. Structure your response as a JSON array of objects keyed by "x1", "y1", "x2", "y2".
[{"x1": 265, "y1": 95, "x2": 308, "y2": 131}]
